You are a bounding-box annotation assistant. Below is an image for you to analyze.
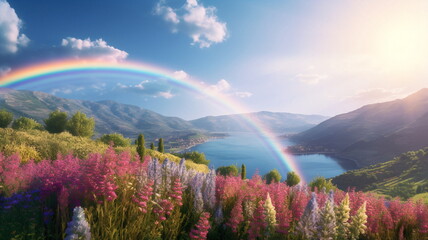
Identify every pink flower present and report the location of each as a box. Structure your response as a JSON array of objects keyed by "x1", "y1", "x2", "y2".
[{"x1": 189, "y1": 212, "x2": 211, "y2": 240}]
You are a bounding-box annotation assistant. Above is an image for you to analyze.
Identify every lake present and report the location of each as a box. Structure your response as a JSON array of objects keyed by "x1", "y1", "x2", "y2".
[{"x1": 189, "y1": 132, "x2": 355, "y2": 182}]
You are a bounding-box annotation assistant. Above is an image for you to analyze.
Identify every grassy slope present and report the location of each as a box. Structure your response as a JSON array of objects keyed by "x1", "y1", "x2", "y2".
[
  {"x1": 0, "y1": 128, "x2": 209, "y2": 172},
  {"x1": 332, "y1": 147, "x2": 428, "y2": 200}
]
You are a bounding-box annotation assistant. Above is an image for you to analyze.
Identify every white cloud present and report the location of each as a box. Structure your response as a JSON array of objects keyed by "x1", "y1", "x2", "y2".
[
  {"x1": 154, "y1": 0, "x2": 228, "y2": 48},
  {"x1": 345, "y1": 88, "x2": 406, "y2": 104},
  {"x1": 208, "y1": 79, "x2": 231, "y2": 93},
  {"x1": 0, "y1": 66, "x2": 11, "y2": 76},
  {"x1": 173, "y1": 70, "x2": 189, "y2": 80},
  {"x1": 0, "y1": 0, "x2": 30, "y2": 54},
  {"x1": 234, "y1": 91, "x2": 253, "y2": 98},
  {"x1": 294, "y1": 73, "x2": 327, "y2": 85},
  {"x1": 155, "y1": 2, "x2": 180, "y2": 24},
  {"x1": 157, "y1": 91, "x2": 175, "y2": 99},
  {"x1": 61, "y1": 37, "x2": 128, "y2": 62}
]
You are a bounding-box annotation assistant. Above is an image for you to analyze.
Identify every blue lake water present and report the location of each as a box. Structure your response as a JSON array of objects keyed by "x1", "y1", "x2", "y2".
[{"x1": 189, "y1": 132, "x2": 354, "y2": 182}]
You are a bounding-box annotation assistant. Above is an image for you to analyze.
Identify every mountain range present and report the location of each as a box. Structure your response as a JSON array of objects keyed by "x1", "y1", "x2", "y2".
[
  {"x1": 0, "y1": 88, "x2": 325, "y2": 149},
  {"x1": 291, "y1": 88, "x2": 428, "y2": 167},
  {"x1": 190, "y1": 112, "x2": 328, "y2": 133}
]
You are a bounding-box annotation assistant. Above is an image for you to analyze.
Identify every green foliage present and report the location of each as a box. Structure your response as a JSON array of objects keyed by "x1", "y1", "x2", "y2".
[
  {"x1": 309, "y1": 176, "x2": 336, "y2": 192},
  {"x1": 44, "y1": 110, "x2": 68, "y2": 133},
  {"x1": 173, "y1": 151, "x2": 209, "y2": 165},
  {"x1": 286, "y1": 171, "x2": 301, "y2": 186},
  {"x1": 2, "y1": 143, "x2": 41, "y2": 163},
  {"x1": 158, "y1": 138, "x2": 164, "y2": 153},
  {"x1": 332, "y1": 148, "x2": 428, "y2": 199},
  {"x1": 0, "y1": 128, "x2": 108, "y2": 161},
  {"x1": 0, "y1": 109, "x2": 13, "y2": 128},
  {"x1": 241, "y1": 164, "x2": 246, "y2": 180},
  {"x1": 150, "y1": 142, "x2": 155, "y2": 150},
  {"x1": 12, "y1": 117, "x2": 43, "y2": 131},
  {"x1": 217, "y1": 165, "x2": 239, "y2": 176},
  {"x1": 264, "y1": 169, "x2": 282, "y2": 184},
  {"x1": 99, "y1": 133, "x2": 131, "y2": 147},
  {"x1": 384, "y1": 182, "x2": 416, "y2": 200},
  {"x1": 66, "y1": 111, "x2": 95, "y2": 137},
  {"x1": 136, "y1": 134, "x2": 146, "y2": 161}
]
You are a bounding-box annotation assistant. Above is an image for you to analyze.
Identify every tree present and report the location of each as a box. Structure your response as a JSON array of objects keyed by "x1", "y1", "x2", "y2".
[
  {"x1": 0, "y1": 109, "x2": 13, "y2": 128},
  {"x1": 150, "y1": 142, "x2": 155, "y2": 150},
  {"x1": 99, "y1": 133, "x2": 130, "y2": 147},
  {"x1": 241, "y1": 164, "x2": 246, "y2": 180},
  {"x1": 173, "y1": 151, "x2": 209, "y2": 165},
  {"x1": 136, "y1": 134, "x2": 146, "y2": 161},
  {"x1": 44, "y1": 110, "x2": 68, "y2": 133},
  {"x1": 309, "y1": 176, "x2": 336, "y2": 192},
  {"x1": 12, "y1": 117, "x2": 43, "y2": 130},
  {"x1": 66, "y1": 112, "x2": 95, "y2": 137},
  {"x1": 216, "y1": 165, "x2": 239, "y2": 176},
  {"x1": 286, "y1": 171, "x2": 301, "y2": 187},
  {"x1": 264, "y1": 169, "x2": 282, "y2": 184},
  {"x1": 157, "y1": 138, "x2": 164, "y2": 153}
]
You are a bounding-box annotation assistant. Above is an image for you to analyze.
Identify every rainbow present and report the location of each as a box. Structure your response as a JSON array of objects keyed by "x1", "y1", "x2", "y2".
[{"x1": 0, "y1": 58, "x2": 305, "y2": 182}]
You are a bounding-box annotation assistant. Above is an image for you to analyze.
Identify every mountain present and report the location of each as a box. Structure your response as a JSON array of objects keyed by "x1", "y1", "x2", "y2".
[
  {"x1": 190, "y1": 111, "x2": 329, "y2": 134},
  {"x1": 0, "y1": 88, "x2": 201, "y2": 146},
  {"x1": 291, "y1": 88, "x2": 428, "y2": 166},
  {"x1": 331, "y1": 148, "x2": 428, "y2": 200}
]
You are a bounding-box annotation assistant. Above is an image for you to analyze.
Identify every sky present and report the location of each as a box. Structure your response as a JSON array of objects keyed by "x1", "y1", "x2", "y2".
[{"x1": 1, "y1": 0, "x2": 428, "y2": 120}]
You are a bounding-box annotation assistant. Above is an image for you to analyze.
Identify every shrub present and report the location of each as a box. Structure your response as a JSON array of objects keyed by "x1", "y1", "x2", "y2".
[
  {"x1": 286, "y1": 171, "x2": 301, "y2": 186},
  {"x1": 99, "y1": 133, "x2": 131, "y2": 147},
  {"x1": 309, "y1": 176, "x2": 336, "y2": 192},
  {"x1": 264, "y1": 169, "x2": 282, "y2": 184},
  {"x1": 12, "y1": 117, "x2": 43, "y2": 131},
  {"x1": 0, "y1": 109, "x2": 13, "y2": 128},
  {"x1": 216, "y1": 165, "x2": 239, "y2": 176},
  {"x1": 173, "y1": 151, "x2": 209, "y2": 165}
]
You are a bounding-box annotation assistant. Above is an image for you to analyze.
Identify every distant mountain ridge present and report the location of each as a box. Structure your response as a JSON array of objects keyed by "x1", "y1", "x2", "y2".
[
  {"x1": 190, "y1": 111, "x2": 329, "y2": 134},
  {"x1": 0, "y1": 88, "x2": 326, "y2": 147},
  {"x1": 292, "y1": 88, "x2": 428, "y2": 166},
  {"x1": 0, "y1": 88, "x2": 199, "y2": 144}
]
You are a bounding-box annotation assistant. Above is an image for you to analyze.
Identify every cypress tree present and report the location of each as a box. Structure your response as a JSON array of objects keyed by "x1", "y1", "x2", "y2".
[
  {"x1": 150, "y1": 142, "x2": 155, "y2": 150},
  {"x1": 158, "y1": 138, "x2": 164, "y2": 153},
  {"x1": 136, "y1": 134, "x2": 145, "y2": 161},
  {"x1": 241, "y1": 164, "x2": 246, "y2": 180}
]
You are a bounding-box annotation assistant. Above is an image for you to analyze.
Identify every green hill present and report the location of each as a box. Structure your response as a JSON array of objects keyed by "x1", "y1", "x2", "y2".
[
  {"x1": 331, "y1": 147, "x2": 428, "y2": 199},
  {"x1": 0, "y1": 128, "x2": 209, "y2": 172}
]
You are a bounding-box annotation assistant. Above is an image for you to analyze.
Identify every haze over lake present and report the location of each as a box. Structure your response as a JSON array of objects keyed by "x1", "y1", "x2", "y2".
[{"x1": 190, "y1": 132, "x2": 355, "y2": 181}]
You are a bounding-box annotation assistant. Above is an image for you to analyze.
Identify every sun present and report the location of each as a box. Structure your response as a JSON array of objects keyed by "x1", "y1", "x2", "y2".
[{"x1": 376, "y1": 19, "x2": 428, "y2": 72}]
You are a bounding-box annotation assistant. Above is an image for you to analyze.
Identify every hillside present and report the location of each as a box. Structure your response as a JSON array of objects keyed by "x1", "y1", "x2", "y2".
[
  {"x1": 0, "y1": 87, "x2": 203, "y2": 147},
  {"x1": 0, "y1": 128, "x2": 209, "y2": 172},
  {"x1": 291, "y1": 88, "x2": 428, "y2": 166},
  {"x1": 191, "y1": 111, "x2": 328, "y2": 134},
  {"x1": 331, "y1": 148, "x2": 428, "y2": 199}
]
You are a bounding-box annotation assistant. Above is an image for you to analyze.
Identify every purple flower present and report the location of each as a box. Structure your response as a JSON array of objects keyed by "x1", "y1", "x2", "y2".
[{"x1": 64, "y1": 206, "x2": 91, "y2": 240}]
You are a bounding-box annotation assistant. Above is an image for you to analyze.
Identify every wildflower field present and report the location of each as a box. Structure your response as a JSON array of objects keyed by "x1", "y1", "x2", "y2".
[{"x1": 0, "y1": 148, "x2": 427, "y2": 240}]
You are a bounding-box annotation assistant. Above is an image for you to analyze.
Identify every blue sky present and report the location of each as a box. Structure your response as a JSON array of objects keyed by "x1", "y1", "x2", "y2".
[{"x1": 1, "y1": 0, "x2": 428, "y2": 119}]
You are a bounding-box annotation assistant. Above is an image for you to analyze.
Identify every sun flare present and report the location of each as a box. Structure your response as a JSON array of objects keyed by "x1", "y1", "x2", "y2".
[{"x1": 376, "y1": 19, "x2": 428, "y2": 72}]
